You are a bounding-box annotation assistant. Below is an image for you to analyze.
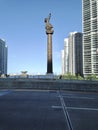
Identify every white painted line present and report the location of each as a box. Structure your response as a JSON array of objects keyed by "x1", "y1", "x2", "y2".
[
  {"x1": 67, "y1": 107, "x2": 98, "y2": 111},
  {"x1": 57, "y1": 91, "x2": 73, "y2": 130},
  {"x1": 62, "y1": 95, "x2": 95, "y2": 100},
  {"x1": 51, "y1": 105, "x2": 62, "y2": 109},
  {"x1": 0, "y1": 91, "x2": 10, "y2": 96}
]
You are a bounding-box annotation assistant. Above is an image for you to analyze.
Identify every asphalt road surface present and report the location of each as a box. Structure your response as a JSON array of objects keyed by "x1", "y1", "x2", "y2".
[{"x1": 0, "y1": 89, "x2": 98, "y2": 130}]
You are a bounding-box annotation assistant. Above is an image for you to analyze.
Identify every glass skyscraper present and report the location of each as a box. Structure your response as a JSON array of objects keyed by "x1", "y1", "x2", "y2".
[
  {"x1": 61, "y1": 32, "x2": 83, "y2": 76},
  {"x1": 82, "y1": 0, "x2": 98, "y2": 77},
  {"x1": 64, "y1": 38, "x2": 69, "y2": 74},
  {"x1": 0, "y1": 39, "x2": 8, "y2": 75},
  {"x1": 68, "y1": 32, "x2": 83, "y2": 76},
  {"x1": 61, "y1": 38, "x2": 69, "y2": 75},
  {"x1": 61, "y1": 50, "x2": 65, "y2": 74}
]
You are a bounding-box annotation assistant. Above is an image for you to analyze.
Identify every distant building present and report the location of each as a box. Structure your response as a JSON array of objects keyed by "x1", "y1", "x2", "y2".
[
  {"x1": 62, "y1": 32, "x2": 83, "y2": 76},
  {"x1": 61, "y1": 50, "x2": 65, "y2": 75},
  {"x1": 68, "y1": 32, "x2": 83, "y2": 76},
  {"x1": 64, "y1": 38, "x2": 69, "y2": 74},
  {"x1": 0, "y1": 39, "x2": 8, "y2": 75},
  {"x1": 61, "y1": 39, "x2": 69, "y2": 75},
  {"x1": 82, "y1": 0, "x2": 98, "y2": 77}
]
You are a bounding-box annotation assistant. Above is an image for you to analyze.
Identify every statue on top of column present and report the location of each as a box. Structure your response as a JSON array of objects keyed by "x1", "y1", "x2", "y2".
[{"x1": 44, "y1": 13, "x2": 54, "y2": 34}]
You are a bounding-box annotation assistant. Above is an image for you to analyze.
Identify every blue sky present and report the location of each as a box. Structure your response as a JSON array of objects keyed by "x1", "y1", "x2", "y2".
[{"x1": 0, "y1": 0, "x2": 82, "y2": 74}]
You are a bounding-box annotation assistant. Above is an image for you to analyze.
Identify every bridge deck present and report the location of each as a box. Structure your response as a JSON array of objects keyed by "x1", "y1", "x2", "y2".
[{"x1": 0, "y1": 89, "x2": 98, "y2": 130}]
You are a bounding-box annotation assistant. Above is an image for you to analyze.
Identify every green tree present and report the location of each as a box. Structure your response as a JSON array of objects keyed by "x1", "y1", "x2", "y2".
[
  {"x1": 86, "y1": 74, "x2": 96, "y2": 80},
  {"x1": 77, "y1": 74, "x2": 84, "y2": 80}
]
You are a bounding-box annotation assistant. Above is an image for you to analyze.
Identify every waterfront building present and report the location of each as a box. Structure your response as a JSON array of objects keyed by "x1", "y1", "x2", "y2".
[
  {"x1": 0, "y1": 39, "x2": 8, "y2": 75},
  {"x1": 82, "y1": 0, "x2": 98, "y2": 77},
  {"x1": 64, "y1": 38, "x2": 69, "y2": 74},
  {"x1": 61, "y1": 50, "x2": 65, "y2": 74},
  {"x1": 61, "y1": 32, "x2": 83, "y2": 76},
  {"x1": 68, "y1": 32, "x2": 83, "y2": 76},
  {"x1": 61, "y1": 39, "x2": 69, "y2": 75}
]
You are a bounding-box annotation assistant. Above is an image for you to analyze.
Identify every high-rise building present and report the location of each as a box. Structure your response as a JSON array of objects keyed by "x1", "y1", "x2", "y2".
[
  {"x1": 64, "y1": 38, "x2": 69, "y2": 74},
  {"x1": 82, "y1": 0, "x2": 98, "y2": 77},
  {"x1": 68, "y1": 32, "x2": 83, "y2": 76},
  {"x1": 0, "y1": 39, "x2": 8, "y2": 75},
  {"x1": 61, "y1": 32, "x2": 83, "y2": 76},
  {"x1": 61, "y1": 50, "x2": 65, "y2": 74},
  {"x1": 61, "y1": 38, "x2": 69, "y2": 75}
]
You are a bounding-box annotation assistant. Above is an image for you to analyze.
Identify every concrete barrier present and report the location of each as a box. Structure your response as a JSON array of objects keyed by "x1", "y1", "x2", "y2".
[{"x1": 0, "y1": 78, "x2": 98, "y2": 92}]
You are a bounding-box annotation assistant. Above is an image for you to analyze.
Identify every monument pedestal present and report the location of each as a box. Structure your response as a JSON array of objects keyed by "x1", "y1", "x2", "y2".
[
  {"x1": 45, "y1": 73, "x2": 55, "y2": 79},
  {"x1": 47, "y1": 33, "x2": 53, "y2": 74}
]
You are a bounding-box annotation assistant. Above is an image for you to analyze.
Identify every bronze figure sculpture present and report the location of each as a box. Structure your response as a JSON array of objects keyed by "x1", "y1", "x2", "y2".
[{"x1": 44, "y1": 13, "x2": 54, "y2": 34}]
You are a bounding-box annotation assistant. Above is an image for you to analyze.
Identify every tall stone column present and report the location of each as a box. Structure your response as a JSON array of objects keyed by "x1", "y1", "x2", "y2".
[
  {"x1": 47, "y1": 32, "x2": 53, "y2": 73},
  {"x1": 44, "y1": 13, "x2": 54, "y2": 74}
]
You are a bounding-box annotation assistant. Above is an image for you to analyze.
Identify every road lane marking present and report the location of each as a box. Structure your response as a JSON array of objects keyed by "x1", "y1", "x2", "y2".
[
  {"x1": 51, "y1": 105, "x2": 62, "y2": 109},
  {"x1": 57, "y1": 91, "x2": 73, "y2": 130},
  {"x1": 67, "y1": 107, "x2": 98, "y2": 111},
  {"x1": 62, "y1": 95, "x2": 95, "y2": 100},
  {"x1": 0, "y1": 91, "x2": 11, "y2": 96}
]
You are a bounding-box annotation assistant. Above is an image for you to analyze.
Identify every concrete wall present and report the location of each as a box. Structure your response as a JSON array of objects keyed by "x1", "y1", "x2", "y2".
[{"x1": 0, "y1": 78, "x2": 98, "y2": 92}]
